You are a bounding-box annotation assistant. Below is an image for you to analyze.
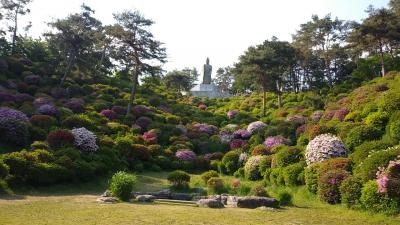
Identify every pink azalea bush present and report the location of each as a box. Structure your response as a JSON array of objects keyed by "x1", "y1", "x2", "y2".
[
  {"x1": 305, "y1": 134, "x2": 347, "y2": 165},
  {"x1": 376, "y1": 157, "x2": 400, "y2": 197},
  {"x1": 230, "y1": 139, "x2": 247, "y2": 150},
  {"x1": 198, "y1": 104, "x2": 207, "y2": 110},
  {"x1": 133, "y1": 105, "x2": 151, "y2": 115},
  {"x1": 233, "y1": 129, "x2": 252, "y2": 139},
  {"x1": 264, "y1": 136, "x2": 287, "y2": 149},
  {"x1": 71, "y1": 127, "x2": 98, "y2": 152},
  {"x1": 247, "y1": 121, "x2": 267, "y2": 134},
  {"x1": 143, "y1": 131, "x2": 157, "y2": 143},
  {"x1": 176, "y1": 150, "x2": 197, "y2": 161},
  {"x1": 227, "y1": 110, "x2": 239, "y2": 119}
]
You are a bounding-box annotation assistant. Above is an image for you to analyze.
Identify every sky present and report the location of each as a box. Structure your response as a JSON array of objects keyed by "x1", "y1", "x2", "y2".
[{"x1": 14, "y1": 0, "x2": 391, "y2": 78}]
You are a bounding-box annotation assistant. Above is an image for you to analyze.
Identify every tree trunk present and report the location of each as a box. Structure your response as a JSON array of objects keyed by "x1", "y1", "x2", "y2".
[
  {"x1": 126, "y1": 68, "x2": 139, "y2": 117},
  {"x1": 262, "y1": 88, "x2": 266, "y2": 117},
  {"x1": 60, "y1": 54, "x2": 75, "y2": 87},
  {"x1": 379, "y1": 43, "x2": 386, "y2": 77},
  {"x1": 11, "y1": 6, "x2": 19, "y2": 55}
]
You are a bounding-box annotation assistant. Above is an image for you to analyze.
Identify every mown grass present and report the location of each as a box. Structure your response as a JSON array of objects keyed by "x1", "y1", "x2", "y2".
[{"x1": 0, "y1": 171, "x2": 400, "y2": 225}]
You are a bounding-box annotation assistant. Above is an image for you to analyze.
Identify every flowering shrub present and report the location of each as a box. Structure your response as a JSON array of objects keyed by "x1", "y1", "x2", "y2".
[
  {"x1": 111, "y1": 105, "x2": 126, "y2": 115},
  {"x1": 33, "y1": 97, "x2": 53, "y2": 107},
  {"x1": 71, "y1": 127, "x2": 98, "y2": 152},
  {"x1": 100, "y1": 109, "x2": 117, "y2": 120},
  {"x1": 238, "y1": 152, "x2": 248, "y2": 164},
  {"x1": 333, "y1": 109, "x2": 349, "y2": 121},
  {"x1": 323, "y1": 110, "x2": 336, "y2": 120},
  {"x1": 198, "y1": 103, "x2": 207, "y2": 110},
  {"x1": 376, "y1": 158, "x2": 400, "y2": 199},
  {"x1": 0, "y1": 107, "x2": 29, "y2": 122},
  {"x1": 0, "y1": 92, "x2": 15, "y2": 102},
  {"x1": 135, "y1": 116, "x2": 152, "y2": 131},
  {"x1": 227, "y1": 110, "x2": 239, "y2": 119},
  {"x1": 133, "y1": 105, "x2": 151, "y2": 115},
  {"x1": 30, "y1": 115, "x2": 56, "y2": 129},
  {"x1": 229, "y1": 139, "x2": 247, "y2": 150},
  {"x1": 193, "y1": 123, "x2": 217, "y2": 135},
  {"x1": 14, "y1": 93, "x2": 34, "y2": 103},
  {"x1": 176, "y1": 150, "x2": 197, "y2": 161},
  {"x1": 310, "y1": 111, "x2": 324, "y2": 122},
  {"x1": 220, "y1": 134, "x2": 234, "y2": 144},
  {"x1": 286, "y1": 115, "x2": 305, "y2": 124},
  {"x1": 318, "y1": 169, "x2": 349, "y2": 204},
  {"x1": 143, "y1": 131, "x2": 157, "y2": 144},
  {"x1": 296, "y1": 124, "x2": 307, "y2": 137},
  {"x1": 233, "y1": 129, "x2": 252, "y2": 139},
  {"x1": 305, "y1": 134, "x2": 347, "y2": 165},
  {"x1": 252, "y1": 144, "x2": 271, "y2": 156},
  {"x1": 244, "y1": 155, "x2": 265, "y2": 180},
  {"x1": 64, "y1": 99, "x2": 84, "y2": 113},
  {"x1": 247, "y1": 121, "x2": 267, "y2": 134},
  {"x1": 264, "y1": 136, "x2": 287, "y2": 149},
  {"x1": 37, "y1": 104, "x2": 59, "y2": 117},
  {"x1": 46, "y1": 129, "x2": 75, "y2": 149}
]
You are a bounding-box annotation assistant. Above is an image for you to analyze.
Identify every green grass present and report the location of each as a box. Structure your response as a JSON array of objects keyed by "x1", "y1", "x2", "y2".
[{"x1": 1, "y1": 172, "x2": 400, "y2": 225}]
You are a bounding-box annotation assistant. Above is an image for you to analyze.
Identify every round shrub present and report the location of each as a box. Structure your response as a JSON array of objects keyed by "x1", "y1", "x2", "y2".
[
  {"x1": 0, "y1": 107, "x2": 29, "y2": 122},
  {"x1": 379, "y1": 91, "x2": 400, "y2": 113},
  {"x1": 175, "y1": 150, "x2": 196, "y2": 161},
  {"x1": 345, "y1": 125, "x2": 381, "y2": 151},
  {"x1": 131, "y1": 144, "x2": 151, "y2": 161},
  {"x1": 305, "y1": 163, "x2": 320, "y2": 194},
  {"x1": 251, "y1": 184, "x2": 267, "y2": 197},
  {"x1": 201, "y1": 170, "x2": 219, "y2": 184},
  {"x1": 277, "y1": 190, "x2": 293, "y2": 206},
  {"x1": 37, "y1": 104, "x2": 59, "y2": 117},
  {"x1": 247, "y1": 121, "x2": 267, "y2": 134},
  {"x1": 64, "y1": 99, "x2": 85, "y2": 113},
  {"x1": 308, "y1": 125, "x2": 337, "y2": 140},
  {"x1": 305, "y1": 134, "x2": 347, "y2": 165},
  {"x1": 0, "y1": 161, "x2": 9, "y2": 179},
  {"x1": 220, "y1": 151, "x2": 240, "y2": 175},
  {"x1": 244, "y1": 155, "x2": 265, "y2": 180},
  {"x1": 133, "y1": 105, "x2": 151, "y2": 116},
  {"x1": 167, "y1": 170, "x2": 190, "y2": 189},
  {"x1": 350, "y1": 140, "x2": 393, "y2": 165},
  {"x1": 0, "y1": 118, "x2": 30, "y2": 146},
  {"x1": 275, "y1": 146, "x2": 303, "y2": 168},
  {"x1": 365, "y1": 112, "x2": 389, "y2": 133},
  {"x1": 376, "y1": 158, "x2": 400, "y2": 200},
  {"x1": 283, "y1": 162, "x2": 305, "y2": 186},
  {"x1": 111, "y1": 105, "x2": 127, "y2": 115},
  {"x1": 27, "y1": 162, "x2": 69, "y2": 185},
  {"x1": 61, "y1": 115, "x2": 92, "y2": 129},
  {"x1": 264, "y1": 136, "x2": 287, "y2": 149},
  {"x1": 229, "y1": 139, "x2": 247, "y2": 150},
  {"x1": 388, "y1": 120, "x2": 400, "y2": 143},
  {"x1": 207, "y1": 177, "x2": 225, "y2": 194},
  {"x1": 233, "y1": 129, "x2": 252, "y2": 139},
  {"x1": 135, "y1": 116, "x2": 152, "y2": 131},
  {"x1": 71, "y1": 127, "x2": 98, "y2": 153},
  {"x1": 46, "y1": 129, "x2": 75, "y2": 149},
  {"x1": 100, "y1": 109, "x2": 117, "y2": 120},
  {"x1": 339, "y1": 176, "x2": 362, "y2": 208},
  {"x1": 360, "y1": 180, "x2": 399, "y2": 215},
  {"x1": 109, "y1": 171, "x2": 137, "y2": 201},
  {"x1": 318, "y1": 169, "x2": 349, "y2": 204},
  {"x1": 252, "y1": 144, "x2": 271, "y2": 156},
  {"x1": 30, "y1": 115, "x2": 56, "y2": 129},
  {"x1": 269, "y1": 168, "x2": 284, "y2": 185},
  {"x1": 227, "y1": 110, "x2": 239, "y2": 119}
]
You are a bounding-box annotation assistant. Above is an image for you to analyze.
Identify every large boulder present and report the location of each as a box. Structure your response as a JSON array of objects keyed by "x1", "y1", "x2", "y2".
[
  {"x1": 97, "y1": 197, "x2": 119, "y2": 204},
  {"x1": 197, "y1": 199, "x2": 224, "y2": 208},
  {"x1": 236, "y1": 197, "x2": 279, "y2": 209},
  {"x1": 136, "y1": 195, "x2": 155, "y2": 202},
  {"x1": 170, "y1": 192, "x2": 193, "y2": 201},
  {"x1": 227, "y1": 195, "x2": 239, "y2": 207}
]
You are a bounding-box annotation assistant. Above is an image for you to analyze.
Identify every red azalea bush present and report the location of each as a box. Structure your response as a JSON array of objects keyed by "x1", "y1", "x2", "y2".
[{"x1": 46, "y1": 129, "x2": 75, "y2": 149}]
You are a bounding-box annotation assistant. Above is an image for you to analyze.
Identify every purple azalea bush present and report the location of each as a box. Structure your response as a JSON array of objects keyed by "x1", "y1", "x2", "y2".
[
  {"x1": 233, "y1": 129, "x2": 252, "y2": 139},
  {"x1": 135, "y1": 116, "x2": 153, "y2": 131},
  {"x1": 100, "y1": 109, "x2": 117, "y2": 120},
  {"x1": 230, "y1": 139, "x2": 248, "y2": 150},
  {"x1": 38, "y1": 104, "x2": 59, "y2": 117},
  {"x1": 0, "y1": 92, "x2": 16, "y2": 102},
  {"x1": 227, "y1": 110, "x2": 239, "y2": 119},
  {"x1": 247, "y1": 121, "x2": 267, "y2": 134},
  {"x1": 14, "y1": 93, "x2": 34, "y2": 103},
  {"x1": 64, "y1": 99, "x2": 85, "y2": 113},
  {"x1": 71, "y1": 127, "x2": 98, "y2": 152},
  {"x1": 0, "y1": 107, "x2": 30, "y2": 146},
  {"x1": 305, "y1": 134, "x2": 347, "y2": 165},
  {"x1": 0, "y1": 107, "x2": 29, "y2": 122},
  {"x1": 176, "y1": 150, "x2": 197, "y2": 161},
  {"x1": 133, "y1": 105, "x2": 151, "y2": 115},
  {"x1": 111, "y1": 105, "x2": 126, "y2": 115},
  {"x1": 143, "y1": 131, "x2": 157, "y2": 142},
  {"x1": 264, "y1": 136, "x2": 287, "y2": 149},
  {"x1": 193, "y1": 123, "x2": 218, "y2": 135}
]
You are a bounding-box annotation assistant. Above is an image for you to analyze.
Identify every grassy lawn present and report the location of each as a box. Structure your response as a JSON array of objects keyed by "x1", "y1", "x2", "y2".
[{"x1": 0, "y1": 172, "x2": 400, "y2": 225}]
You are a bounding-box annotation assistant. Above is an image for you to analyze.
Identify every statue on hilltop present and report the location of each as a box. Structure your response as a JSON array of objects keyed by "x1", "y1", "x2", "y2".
[{"x1": 202, "y1": 57, "x2": 212, "y2": 84}]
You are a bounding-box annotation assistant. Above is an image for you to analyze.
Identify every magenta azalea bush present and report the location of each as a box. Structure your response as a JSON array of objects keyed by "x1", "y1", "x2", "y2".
[
  {"x1": 233, "y1": 129, "x2": 252, "y2": 139},
  {"x1": 227, "y1": 110, "x2": 239, "y2": 119},
  {"x1": 37, "y1": 104, "x2": 59, "y2": 117},
  {"x1": 143, "y1": 131, "x2": 157, "y2": 142},
  {"x1": 71, "y1": 127, "x2": 98, "y2": 152},
  {"x1": 0, "y1": 107, "x2": 29, "y2": 122},
  {"x1": 305, "y1": 134, "x2": 347, "y2": 165},
  {"x1": 247, "y1": 121, "x2": 267, "y2": 134},
  {"x1": 230, "y1": 139, "x2": 247, "y2": 150},
  {"x1": 100, "y1": 109, "x2": 117, "y2": 120},
  {"x1": 376, "y1": 157, "x2": 400, "y2": 197},
  {"x1": 264, "y1": 136, "x2": 287, "y2": 149},
  {"x1": 333, "y1": 109, "x2": 350, "y2": 121},
  {"x1": 133, "y1": 105, "x2": 151, "y2": 115},
  {"x1": 176, "y1": 150, "x2": 197, "y2": 161}
]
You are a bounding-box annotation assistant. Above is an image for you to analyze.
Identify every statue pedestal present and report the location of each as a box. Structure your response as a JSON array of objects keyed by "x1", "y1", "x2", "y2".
[{"x1": 190, "y1": 84, "x2": 231, "y2": 99}]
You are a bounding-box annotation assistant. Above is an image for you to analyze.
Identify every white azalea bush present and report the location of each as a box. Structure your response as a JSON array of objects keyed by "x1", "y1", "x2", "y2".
[
  {"x1": 71, "y1": 127, "x2": 98, "y2": 152},
  {"x1": 305, "y1": 134, "x2": 347, "y2": 165},
  {"x1": 247, "y1": 121, "x2": 267, "y2": 134},
  {"x1": 244, "y1": 155, "x2": 265, "y2": 180}
]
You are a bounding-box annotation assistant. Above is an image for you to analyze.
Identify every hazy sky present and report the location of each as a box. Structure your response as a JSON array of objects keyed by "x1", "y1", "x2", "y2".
[{"x1": 16, "y1": 0, "x2": 390, "y2": 77}]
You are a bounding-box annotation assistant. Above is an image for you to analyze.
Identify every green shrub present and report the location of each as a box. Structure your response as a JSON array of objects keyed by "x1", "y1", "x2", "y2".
[
  {"x1": 274, "y1": 146, "x2": 303, "y2": 168},
  {"x1": 282, "y1": 162, "x2": 305, "y2": 186},
  {"x1": 388, "y1": 120, "x2": 400, "y2": 143},
  {"x1": 350, "y1": 140, "x2": 393, "y2": 165},
  {"x1": 61, "y1": 115, "x2": 93, "y2": 130},
  {"x1": 305, "y1": 163, "x2": 319, "y2": 194},
  {"x1": 109, "y1": 171, "x2": 137, "y2": 201},
  {"x1": 30, "y1": 115, "x2": 57, "y2": 129},
  {"x1": 201, "y1": 170, "x2": 219, "y2": 184},
  {"x1": 207, "y1": 177, "x2": 225, "y2": 194},
  {"x1": 365, "y1": 112, "x2": 389, "y2": 133},
  {"x1": 277, "y1": 190, "x2": 293, "y2": 206},
  {"x1": 30, "y1": 141, "x2": 49, "y2": 150},
  {"x1": 155, "y1": 156, "x2": 172, "y2": 169},
  {"x1": 258, "y1": 155, "x2": 272, "y2": 175},
  {"x1": 167, "y1": 170, "x2": 190, "y2": 189},
  {"x1": 251, "y1": 184, "x2": 267, "y2": 197},
  {"x1": 0, "y1": 179, "x2": 12, "y2": 195},
  {"x1": 345, "y1": 125, "x2": 381, "y2": 151},
  {"x1": 27, "y1": 162, "x2": 69, "y2": 185},
  {"x1": 318, "y1": 158, "x2": 351, "y2": 175},
  {"x1": 244, "y1": 155, "x2": 265, "y2": 181},
  {"x1": 318, "y1": 169, "x2": 349, "y2": 204},
  {"x1": 72, "y1": 160, "x2": 95, "y2": 181},
  {"x1": 233, "y1": 167, "x2": 245, "y2": 178},
  {"x1": 269, "y1": 168, "x2": 284, "y2": 186},
  {"x1": 0, "y1": 161, "x2": 9, "y2": 179},
  {"x1": 220, "y1": 151, "x2": 240, "y2": 175},
  {"x1": 353, "y1": 146, "x2": 400, "y2": 182},
  {"x1": 360, "y1": 180, "x2": 399, "y2": 215},
  {"x1": 379, "y1": 91, "x2": 400, "y2": 113},
  {"x1": 339, "y1": 176, "x2": 362, "y2": 208}
]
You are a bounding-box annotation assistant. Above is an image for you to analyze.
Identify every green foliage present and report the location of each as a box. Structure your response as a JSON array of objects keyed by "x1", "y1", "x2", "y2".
[
  {"x1": 350, "y1": 140, "x2": 393, "y2": 165},
  {"x1": 109, "y1": 171, "x2": 137, "y2": 201},
  {"x1": 388, "y1": 120, "x2": 400, "y2": 143},
  {"x1": 339, "y1": 176, "x2": 363, "y2": 209},
  {"x1": 345, "y1": 125, "x2": 381, "y2": 151},
  {"x1": 207, "y1": 177, "x2": 225, "y2": 194},
  {"x1": 305, "y1": 163, "x2": 320, "y2": 194},
  {"x1": 274, "y1": 146, "x2": 303, "y2": 168},
  {"x1": 201, "y1": 170, "x2": 219, "y2": 184},
  {"x1": 282, "y1": 162, "x2": 305, "y2": 186},
  {"x1": 250, "y1": 184, "x2": 267, "y2": 197},
  {"x1": 277, "y1": 190, "x2": 293, "y2": 206},
  {"x1": 360, "y1": 180, "x2": 399, "y2": 215},
  {"x1": 269, "y1": 168, "x2": 284, "y2": 186},
  {"x1": 379, "y1": 91, "x2": 400, "y2": 113},
  {"x1": 365, "y1": 112, "x2": 389, "y2": 132},
  {"x1": 167, "y1": 170, "x2": 190, "y2": 189},
  {"x1": 220, "y1": 151, "x2": 240, "y2": 175},
  {"x1": 0, "y1": 179, "x2": 12, "y2": 195}
]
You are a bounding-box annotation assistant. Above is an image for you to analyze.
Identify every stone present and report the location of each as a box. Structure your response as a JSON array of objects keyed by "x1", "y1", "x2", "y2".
[
  {"x1": 256, "y1": 206, "x2": 277, "y2": 211},
  {"x1": 197, "y1": 199, "x2": 224, "y2": 208},
  {"x1": 136, "y1": 195, "x2": 155, "y2": 202},
  {"x1": 97, "y1": 197, "x2": 119, "y2": 204},
  {"x1": 227, "y1": 195, "x2": 239, "y2": 207},
  {"x1": 236, "y1": 197, "x2": 279, "y2": 209},
  {"x1": 203, "y1": 57, "x2": 212, "y2": 84},
  {"x1": 170, "y1": 192, "x2": 193, "y2": 201},
  {"x1": 101, "y1": 190, "x2": 112, "y2": 197}
]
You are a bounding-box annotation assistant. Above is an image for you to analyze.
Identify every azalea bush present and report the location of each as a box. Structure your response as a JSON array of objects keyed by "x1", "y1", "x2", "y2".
[
  {"x1": 318, "y1": 169, "x2": 349, "y2": 204},
  {"x1": 0, "y1": 107, "x2": 30, "y2": 146},
  {"x1": 227, "y1": 110, "x2": 239, "y2": 119},
  {"x1": 175, "y1": 150, "x2": 196, "y2": 161},
  {"x1": 46, "y1": 129, "x2": 75, "y2": 149},
  {"x1": 233, "y1": 129, "x2": 252, "y2": 139},
  {"x1": 229, "y1": 139, "x2": 247, "y2": 150},
  {"x1": 376, "y1": 158, "x2": 400, "y2": 200},
  {"x1": 71, "y1": 127, "x2": 98, "y2": 153},
  {"x1": 247, "y1": 121, "x2": 267, "y2": 134},
  {"x1": 264, "y1": 136, "x2": 287, "y2": 149},
  {"x1": 37, "y1": 104, "x2": 59, "y2": 117},
  {"x1": 244, "y1": 155, "x2": 265, "y2": 180},
  {"x1": 305, "y1": 134, "x2": 347, "y2": 165},
  {"x1": 100, "y1": 109, "x2": 117, "y2": 120}
]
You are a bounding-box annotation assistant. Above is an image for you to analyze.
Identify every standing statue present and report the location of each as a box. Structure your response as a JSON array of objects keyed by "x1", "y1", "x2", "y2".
[{"x1": 202, "y1": 57, "x2": 212, "y2": 84}]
